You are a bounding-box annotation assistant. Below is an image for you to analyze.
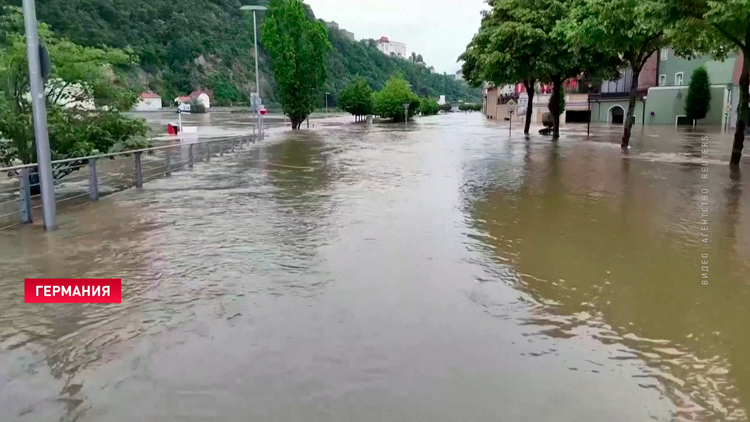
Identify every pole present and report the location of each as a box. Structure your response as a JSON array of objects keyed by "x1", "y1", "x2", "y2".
[
  {"x1": 587, "y1": 94, "x2": 591, "y2": 136},
  {"x1": 253, "y1": 10, "x2": 261, "y2": 140},
  {"x1": 326, "y1": 93, "x2": 328, "y2": 113},
  {"x1": 22, "y1": 0, "x2": 56, "y2": 229}
]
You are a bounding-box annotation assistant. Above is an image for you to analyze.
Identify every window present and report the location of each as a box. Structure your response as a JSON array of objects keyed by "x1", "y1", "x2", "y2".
[
  {"x1": 659, "y1": 74, "x2": 667, "y2": 86},
  {"x1": 675, "y1": 72, "x2": 684, "y2": 86},
  {"x1": 660, "y1": 49, "x2": 668, "y2": 60}
]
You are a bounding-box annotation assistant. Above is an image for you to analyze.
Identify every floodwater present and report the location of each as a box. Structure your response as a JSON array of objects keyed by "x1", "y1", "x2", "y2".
[{"x1": 1, "y1": 113, "x2": 749, "y2": 421}]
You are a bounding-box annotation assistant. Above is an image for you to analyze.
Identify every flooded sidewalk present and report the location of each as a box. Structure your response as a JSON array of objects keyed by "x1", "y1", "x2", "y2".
[{"x1": 0, "y1": 113, "x2": 748, "y2": 421}]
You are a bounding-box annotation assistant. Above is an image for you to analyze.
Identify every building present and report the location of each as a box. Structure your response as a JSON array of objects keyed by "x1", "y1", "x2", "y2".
[
  {"x1": 325, "y1": 20, "x2": 354, "y2": 41},
  {"x1": 590, "y1": 49, "x2": 738, "y2": 128},
  {"x1": 438, "y1": 95, "x2": 447, "y2": 106},
  {"x1": 377, "y1": 36, "x2": 406, "y2": 59},
  {"x1": 134, "y1": 92, "x2": 162, "y2": 111},
  {"x1": 455, "y1": 70, "x2": 464, "y2": 81},
  {"x1": 174, "y1": 89, "x2": 211, "y2": 112},
  {"x1": 644, "y1": 49, "x2": 737, "y2": 127}
]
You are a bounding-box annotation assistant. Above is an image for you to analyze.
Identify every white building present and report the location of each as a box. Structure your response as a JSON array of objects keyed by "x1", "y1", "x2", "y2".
[
  {"x1": 438, "y1": 95, "x2": 447, "y2": 106},
  {"x1": 377, "y1": 36, "x2": 406, "y2": 58},
  {"x1": 134, "y1": 92, "x2": 162, "y2": 111},
  {"x1": 174, "y1": 90, "x2": 211, "y2": 112}
]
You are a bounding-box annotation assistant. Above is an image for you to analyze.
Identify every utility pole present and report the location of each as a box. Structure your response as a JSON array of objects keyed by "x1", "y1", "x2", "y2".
[
  {"x1": 587, "y1": 83, "x2": 592, "y2": 136},
  {"x1": 22, "y1": 0, "x2": 56, "y2": 230},
  {"x1": 325, "y1": 92, "x2": 330, "y2": 113}
]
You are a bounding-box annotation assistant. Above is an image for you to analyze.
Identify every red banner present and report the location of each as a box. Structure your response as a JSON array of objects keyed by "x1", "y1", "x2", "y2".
[{"x1": 24, "y1": 279, "x2": 122, "y2": 303}]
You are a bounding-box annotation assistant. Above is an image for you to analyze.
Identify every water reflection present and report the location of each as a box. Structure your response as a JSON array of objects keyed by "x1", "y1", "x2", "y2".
[{"x1": 467, "y1": 132, "x2": 749, "y2": 421}]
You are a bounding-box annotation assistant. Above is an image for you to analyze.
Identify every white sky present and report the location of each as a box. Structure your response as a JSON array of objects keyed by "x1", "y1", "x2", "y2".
[{"x1": 304, "y1": 0, "x2": 488, "y2": 74}]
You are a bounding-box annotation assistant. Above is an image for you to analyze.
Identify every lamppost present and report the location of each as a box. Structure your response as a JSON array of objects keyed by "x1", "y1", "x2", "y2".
[
  {"x1": 403, "y1": 103, "x2": 410, "y2": 127},
  {"x1": 325, "y1": 92, "x2": 330, "y2": 113},
  {"x1": 22, "y1": 0, "x2": 56, "y2": 229},
  {"x1": 240, "y1": 5, "x2": 267, "y2": 138}
]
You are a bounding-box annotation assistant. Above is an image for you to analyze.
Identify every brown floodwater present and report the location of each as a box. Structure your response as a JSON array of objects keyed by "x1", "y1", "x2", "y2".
[{"x1": 0, "y1": 113, "x2": 748, "y2": 421}]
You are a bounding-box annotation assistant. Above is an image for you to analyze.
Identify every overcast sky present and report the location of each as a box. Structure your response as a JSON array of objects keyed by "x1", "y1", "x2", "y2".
[{"x1": 304, "y1": 0, "x2": 487, "y2": 74}]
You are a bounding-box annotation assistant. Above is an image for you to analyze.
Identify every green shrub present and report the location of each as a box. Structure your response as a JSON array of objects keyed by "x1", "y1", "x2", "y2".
[
  {"x1": 373, "y1": 75, "x2": 421, "y2": 122},
  {"x1": 419, "y1": 97, "x2": 440, "y2": 115},
  {"x1": 685, "y1": 66, "x2": 712, "y2": 121}
]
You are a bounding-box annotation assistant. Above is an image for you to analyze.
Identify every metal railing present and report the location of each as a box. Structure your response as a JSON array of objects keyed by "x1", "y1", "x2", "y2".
[{"x1": 0, "y1": 134, "x2": 258, "y2": 230}]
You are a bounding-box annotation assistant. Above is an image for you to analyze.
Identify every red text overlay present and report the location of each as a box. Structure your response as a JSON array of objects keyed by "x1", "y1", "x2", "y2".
[{"x1": 24, "y1": 279, "x2": 122, "y2": 303}]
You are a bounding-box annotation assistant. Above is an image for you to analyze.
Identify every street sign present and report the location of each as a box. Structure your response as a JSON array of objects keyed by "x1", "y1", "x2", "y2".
[
  {"x1": 725, "y1": 103, "x2": 732, "y2": 111},
  {"x1": 507, "y1": 99, "x2": 516, "y2": 107},
  {"x1": 260, "y1": 107, "x2": 267, "y2": 115},
  {"x1": 250, "y1": 93, "x2": 261, "y2": 112}
]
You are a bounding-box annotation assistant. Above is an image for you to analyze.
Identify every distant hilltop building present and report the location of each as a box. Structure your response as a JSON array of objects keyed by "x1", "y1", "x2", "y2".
[
  {"x1": 377, "y1": 36, "x2": 406, "y2": 59},
  {"x1": 455, "y1": 70, "x2": 464, "y2": 81},
  {"x1": 325, "y1": 20, "x2": 355, "y2": 41}
]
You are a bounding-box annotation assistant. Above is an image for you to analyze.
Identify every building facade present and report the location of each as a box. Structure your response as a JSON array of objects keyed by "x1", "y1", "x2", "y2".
[
  {"x1": 377, "y1": 36, "x2": 406, "y2": 58},
  {"x1": 134, "y1": 92, "x2": 162, "y2": 111}
]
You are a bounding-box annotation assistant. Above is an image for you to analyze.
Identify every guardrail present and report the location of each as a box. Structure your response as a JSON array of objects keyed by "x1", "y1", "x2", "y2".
[{"x1": 0, "y1": 134, "x2": 257, "y2": 230}]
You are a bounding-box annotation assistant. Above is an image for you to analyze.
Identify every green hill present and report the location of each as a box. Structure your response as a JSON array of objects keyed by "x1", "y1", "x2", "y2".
[{"x1": 0, "y1": 0, "x2": 480, "y2": 107}]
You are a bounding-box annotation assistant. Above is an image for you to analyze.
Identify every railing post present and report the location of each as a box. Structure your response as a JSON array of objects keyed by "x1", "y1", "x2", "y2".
[
  {"x1": 89, "y1": 158, "x2": 99, "y2": 201},
  {"x1": 19, "y1": 168, "x2": 32, "y2": 224},
  {"x1": 188, "y1": 144, "x2": 194, "y2": 168},
  {"x1": 165, "y1": 147, "x2": 172, "y2": 176},
  {"x1": 134, "y1": 152, "x2": 143, "y2": 188},
  {"x1": 206, "y1": 143, "x2": 211, "y2": 162}
]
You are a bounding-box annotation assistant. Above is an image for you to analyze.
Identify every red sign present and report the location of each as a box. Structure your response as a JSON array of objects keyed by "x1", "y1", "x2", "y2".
[
  {"x1": 260, "y1": 108, "x2": 267, "y2": 115},
  {"x1": 24, "y1": 279, "x2": 122, "y2": 303}
]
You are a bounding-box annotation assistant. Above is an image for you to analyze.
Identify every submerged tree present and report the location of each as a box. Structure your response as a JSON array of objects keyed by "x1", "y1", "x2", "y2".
[
  {"x1": 685, "y1": 66, "x2": 712, "y2": 123},
  {"x1": 338, "y1": 76, "x2": 373, "y2": 121},
  {"x1": 262, "y1": 0, "x2": 331, "y2": 129},
  {"x1": 670, "y1": 0, "x2": 749, "y2": 167},
  {"x1": 568, "y1": 0, "x2": 671, "y2": 148},
  {"x1": 373, "y1": 75, "x2": 420, "y2": 122}
]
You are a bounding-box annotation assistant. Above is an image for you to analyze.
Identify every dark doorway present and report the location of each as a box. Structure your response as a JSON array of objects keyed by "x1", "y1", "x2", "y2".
[
  {"x1": 565, "y1": 110, "x2": 590, "y2": 123},
  {"x1": 610, "y1": 106, "x2": 624, "y2": 124}
]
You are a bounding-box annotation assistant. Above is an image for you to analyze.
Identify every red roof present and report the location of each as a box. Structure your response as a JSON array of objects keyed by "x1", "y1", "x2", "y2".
[
  {"x1": 378, "y1": 36, "x2": 389, "y2": 43},
  {"x1": 140, "y1": 92, "x2": 160, "y2": 99},
  {"x1": 176, "y1": 96, "x2": 191, "y2": 103}
]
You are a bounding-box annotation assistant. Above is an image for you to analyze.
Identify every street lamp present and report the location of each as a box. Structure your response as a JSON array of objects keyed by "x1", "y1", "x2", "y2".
[
  {"x1": 240, "y1": 5, "x2": 267, "y2": 138},
  {"x1": 325, "y1": 92, "x2": 330, "y2": 113},
  {"x1": 587, "y1": 83, "x2": 592, "y2": 136},
  {"x1": 403, "y1": 102, "x2": 410, "y2": 126}
]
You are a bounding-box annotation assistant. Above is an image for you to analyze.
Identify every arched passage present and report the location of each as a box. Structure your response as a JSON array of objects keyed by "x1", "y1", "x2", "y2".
[{"x1": 609, "y1": 105, "x2": 625, "y2": 125}]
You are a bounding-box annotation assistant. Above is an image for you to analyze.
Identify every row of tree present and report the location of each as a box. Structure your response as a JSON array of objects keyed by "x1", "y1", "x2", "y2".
[
  {"x1": 337, "y1": 75, "x2": 440, "y2": 122},
  {"x1": 460, "y1": 0, "x2": 750, "y2": 167}
]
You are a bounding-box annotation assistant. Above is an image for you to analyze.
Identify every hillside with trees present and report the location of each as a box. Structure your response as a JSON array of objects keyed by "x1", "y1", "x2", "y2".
[{"x1": 0, "y1": 0, "x2": 480, "y2": 107}]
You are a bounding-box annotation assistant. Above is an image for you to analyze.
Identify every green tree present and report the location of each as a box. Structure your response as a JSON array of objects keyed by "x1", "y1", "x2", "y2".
[
  {"x1": 419, "y1": 97, "x2": 440, "y2": 115},
  {"x1": 461, "y1": 0, "x2": 619, "y2": 138},
  {"x1": 684, "y1": 66, "x2": 712, "y2": 122},
  {"x1": 567, "y1": 0, "x2": 672, "y2": 148},
  {"x1": 262, "y1": 0, "x2": 331, "y2": 129},
  {"x1": 373, "y1": 75, "x2": 420, "y2": 122},
  {"x1": 338, "y1": 76, "x2": 373, "y2": 121},
  {"x1": 671, "y1": 0, "x2": 750, "y2": 167},
  {"x1": 0, "y1": 6, "x2": 147, "y2": 177}
]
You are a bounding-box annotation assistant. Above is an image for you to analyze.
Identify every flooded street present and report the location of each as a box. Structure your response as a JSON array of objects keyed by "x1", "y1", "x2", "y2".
[{"x1": 1, "y1": 113, "x2": 749, "y2": 421}]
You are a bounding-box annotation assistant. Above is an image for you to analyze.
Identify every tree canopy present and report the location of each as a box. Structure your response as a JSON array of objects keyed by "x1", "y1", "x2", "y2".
[
  {"x1": 685, "y1": 66, "x2": 712, "y2": 121},
  {"x1": 338, "y1": 76, "x2": 373, "y2": 119},
  {"x1": 0, "y1": 6, "x2": 147, "y2": 172},
  {"x1": 373, "y1": 75, "x2": 420, "y2": 122},
  {"x1": 262, "y1": 0, "x2": 330, "y2": 129}
]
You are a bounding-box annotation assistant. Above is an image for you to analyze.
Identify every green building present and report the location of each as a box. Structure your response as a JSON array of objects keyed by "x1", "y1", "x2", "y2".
[{"x1": 590, "y1": 48, "x2": 739, "y2": 128}]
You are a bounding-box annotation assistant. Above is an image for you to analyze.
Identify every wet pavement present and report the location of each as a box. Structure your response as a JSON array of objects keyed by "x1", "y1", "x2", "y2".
[{"x1": 0, "y1": 113, "x2": 748, "y2": 421}]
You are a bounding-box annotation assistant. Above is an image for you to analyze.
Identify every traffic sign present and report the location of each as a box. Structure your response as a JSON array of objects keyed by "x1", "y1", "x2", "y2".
[
  {"x1": 507, "y1": 99, "x2": 516, "y2": 107},
  {"x1": 725, "y1": 103, "x2": 732, "y2": 111}
]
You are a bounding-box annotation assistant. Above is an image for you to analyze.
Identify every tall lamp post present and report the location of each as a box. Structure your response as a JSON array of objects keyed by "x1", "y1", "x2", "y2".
[
  {"x1": 240, "y1": 5, "x2": 267, "y2": 138},
  {"x1": 22, "y1": 0, "x2": 56, "y2": 229},
  {"x1": 587, "y1": 83, "x2": 592, "y2": 136},
  {"x1": 325, "y1": 92, "x2": 330, "y2": 113}
]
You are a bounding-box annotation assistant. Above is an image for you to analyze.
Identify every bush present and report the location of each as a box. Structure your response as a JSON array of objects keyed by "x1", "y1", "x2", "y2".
[
  {"x1": 373, "y1": 75, "x2": 421, "y2": 122},
  {"x1": 439, "y1": 102, "x2": 453, "y2": 113},
  {"x1": 685, "y1": 66, "x2": 712, "y2": 121},
  {"x1": 419, "y1": 97, "x2": 440, "y2": 115}
]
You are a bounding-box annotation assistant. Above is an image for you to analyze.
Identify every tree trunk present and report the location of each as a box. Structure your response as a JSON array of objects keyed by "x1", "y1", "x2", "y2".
[
  {"x1": 550, "y1": 75, "x2": 562, "y2": 139},
  {"x1": 523, "y1": 79, "x2": 535, "y2": 135},
  {"x1": 621, "y1": 66, "x2": 641, "y2": 149},
  {"x1": 291, "y1": 117, "x2": 301, "y2": 130},
  {"x1": 731, "y1": 50, "x2": 749, "y2": 167}
]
